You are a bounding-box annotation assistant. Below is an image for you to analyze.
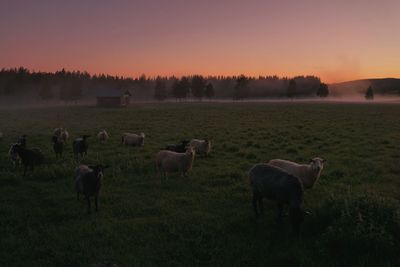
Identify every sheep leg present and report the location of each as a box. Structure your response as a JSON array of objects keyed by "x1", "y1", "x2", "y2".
[
  {"x1": 258, "y1": 197, "x2": 264, "y2": 215},
  {"x1": 277, "y1": 202, "x2": 284, "y2": 223},
  {"x1": 86, "y1": 196, "x2": 91, "y2": 214},
  {"x1": 252, "y1": 193, "x2": 259, "y2": 218},
  {"x1": 95, "y1": 195, "x2": 98, "y2": 212},
  {"x1": 289, "y1": 208, "x2": 302, "y2": 236}
]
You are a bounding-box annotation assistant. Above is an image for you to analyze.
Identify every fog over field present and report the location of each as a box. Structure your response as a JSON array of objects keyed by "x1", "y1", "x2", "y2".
[{"x1": 0, "y1": 68, "x2": 399, "y2": 109}]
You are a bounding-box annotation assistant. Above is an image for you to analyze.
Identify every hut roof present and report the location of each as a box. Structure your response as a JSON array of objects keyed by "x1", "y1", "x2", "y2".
[{"x1": 96, "y1": 88, "x2": 124, "y2": 97}]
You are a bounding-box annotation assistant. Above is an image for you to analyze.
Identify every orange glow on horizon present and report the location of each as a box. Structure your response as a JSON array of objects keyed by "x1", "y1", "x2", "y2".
[{"x1": 1, "y1": 1, "x2": 399, "y2": 84}]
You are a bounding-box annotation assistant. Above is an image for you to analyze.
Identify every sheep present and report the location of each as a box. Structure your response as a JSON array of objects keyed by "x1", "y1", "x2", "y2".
[
  {"x1": 165, "y1": 140, "x2": 190, "y2": 153},
  {"x1": 121, "y1": 132, "x2": 145, "y2": 146},
  {"x1": 267, "y1": 157, "x2": 326, "y2": 190},
  {"x1": 249, "y1": 163, "x2": 304, "y2": 234},
  {"x1": 8, "y1": 143, "x2": 21, "y2": 168},
  {"x1": 155, "y1": 147, "x2": 196, "y2": 179},
  {"x1": 97, "y1": 129, "x2": 109, "y2": 143},
  {"x1": 10, "y1": 143, "x2": 44, "y2": 175},
  {"x1": 73, "y1": 135, "x2": 90, "y2": 158},
  {"x1": 189, "y1": 139, "x2": 212, "y2": 155},
  {"x1": 52, "y1": 135, "x2": 63, "y2": 158},
  {"x1": 75, "y1": 164, "x2": 109, "y2": 214}
]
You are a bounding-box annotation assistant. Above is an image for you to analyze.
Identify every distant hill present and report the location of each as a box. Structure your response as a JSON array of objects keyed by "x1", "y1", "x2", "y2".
[{"x1": 329, "y1": 78, "x2": 400, "y2": 96}]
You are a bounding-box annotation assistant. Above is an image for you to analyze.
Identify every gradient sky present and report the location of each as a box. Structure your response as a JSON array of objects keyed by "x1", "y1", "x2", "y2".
[{"x1": 1, "y1": 0, "x2": 399, "y2": 83}]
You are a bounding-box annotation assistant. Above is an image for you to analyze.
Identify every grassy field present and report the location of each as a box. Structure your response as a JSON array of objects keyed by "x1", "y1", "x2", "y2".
[{"x1": 0, "y1": 102, "x2": 399, "y2": 267}]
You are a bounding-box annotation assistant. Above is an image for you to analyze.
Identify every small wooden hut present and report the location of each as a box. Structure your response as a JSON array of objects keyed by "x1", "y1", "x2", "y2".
[{"x1": 96, "y1": 89, "x2": 131, "y2": 107}]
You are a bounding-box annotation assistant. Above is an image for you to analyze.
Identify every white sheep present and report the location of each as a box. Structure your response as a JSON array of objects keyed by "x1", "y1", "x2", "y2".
[
  {"x1": 267, "y1": 157, "x2": 326, "y2": 189},
  {"x1": 53, "y1": 127, "x2": 69, "y2": 142},
  {"x1": 121, "y1": 132, "x2": 145, "y2": 146},
  {"x1": 189, "y1": 139, "x2": 212, "y2": 155},
  {"x1": 97, "y1": 129, "x2": 109, "y2": 143},
  {"x1": 155, "y1": 147, "x2": 196, "y2": 178}
]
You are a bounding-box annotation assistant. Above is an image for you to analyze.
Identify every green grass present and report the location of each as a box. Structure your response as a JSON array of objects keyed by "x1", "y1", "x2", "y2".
[{"x1": 0, "y1": 102, "x2": 399, "y2": 267}]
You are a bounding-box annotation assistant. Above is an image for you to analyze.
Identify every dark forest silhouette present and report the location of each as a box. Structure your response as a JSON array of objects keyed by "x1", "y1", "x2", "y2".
[{"x1": 0, "y1": 67, "x2": 327, "y2": 102}]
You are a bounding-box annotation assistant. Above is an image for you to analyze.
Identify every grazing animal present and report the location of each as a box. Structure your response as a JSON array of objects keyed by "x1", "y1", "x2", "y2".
[
  {"x1": 249, "y1": 163, "x2": 304, "y2": 234},
  {"x1": 165, "y1": 140, "x2": 190, "y2": 153},
  {"x1": 97, "y1": 129, "x2": 109, "y2": 143},
  {"x1": 8, "y1": 143, "x2": 21, "y2": 168},
  {"x1": 268, "y1": 157, "x2": 326, "y2": 190},
  {"x1": 189, "y1": 139, "x2": 212, "y2": 155},
  {"x1": 121, "y1": 132, "x2": 145, "y2": 146},
  {"x1": 73, "y1": 135, "x2": 90, "y2": 158},
  {"x1": 52, "y1": 135, "x2": 63, "y2": 158},
  {"x1": 155, "y1": 147, "x2": 196, "y2": 179},
  {"x1": 10, "y1": 143, "x2": 44, "y2": 175},
  {"x1": 75, "y1": 164, "x2": 109, "y2": 214}
]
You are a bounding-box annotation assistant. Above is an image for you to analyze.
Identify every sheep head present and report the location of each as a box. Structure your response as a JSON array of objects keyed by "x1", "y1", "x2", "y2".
[
  {"x1": 88, "y1": 164, "x2": 110, "y2": 179},
  {"x1": 186, "y1": 146, "x2": 196, "y2": 158},
  {"x1": 309, "y1": 157, "x2": 326, "y2": 173}
]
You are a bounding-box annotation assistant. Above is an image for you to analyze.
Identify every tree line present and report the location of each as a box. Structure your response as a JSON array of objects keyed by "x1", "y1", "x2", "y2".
[{"x1": 0, "y1": 67, "x2": 330, "y2": 102}]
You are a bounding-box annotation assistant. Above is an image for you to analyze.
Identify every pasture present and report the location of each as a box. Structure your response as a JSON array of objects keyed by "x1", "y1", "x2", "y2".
[{"x1": 0, "y1": 102, "x2": 399, "y2": 267}]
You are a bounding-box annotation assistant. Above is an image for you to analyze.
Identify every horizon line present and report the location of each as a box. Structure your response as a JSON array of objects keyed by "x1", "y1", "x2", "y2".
[{"x1": 2, "y1": 66, "x2": 399, "y2": 85}]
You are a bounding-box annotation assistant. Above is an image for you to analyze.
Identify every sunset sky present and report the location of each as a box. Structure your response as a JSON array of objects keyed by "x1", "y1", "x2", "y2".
[{"x1": 1, "y1": 0, "x2": 399, "y2": 83}]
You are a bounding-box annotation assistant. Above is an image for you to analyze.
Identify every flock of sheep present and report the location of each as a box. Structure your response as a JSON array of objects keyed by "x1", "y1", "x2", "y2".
[{"x1": 1, "y1": 127, "x2": 325, "y2": 234}]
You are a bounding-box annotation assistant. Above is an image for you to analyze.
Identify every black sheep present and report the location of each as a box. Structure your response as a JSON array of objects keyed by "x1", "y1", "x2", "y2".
[
  {"x1": 165, "y1": 140, "x2": 190, "y2": 153},
  {"x1": 249, "y1": 163, "x2": 304, "y2": 235},
  {"x1": 75, "y1": 164, "x2": 109, "y2": 214},
  {"x1": 72, "y1": 135, "x2": 90, "y2": 158},
  {"x1": 52, "y1": 135, "x2": 63, "y2": 158},
  {"x1": 11, "y1": 143, "x2": 44, "y2": 175}
]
